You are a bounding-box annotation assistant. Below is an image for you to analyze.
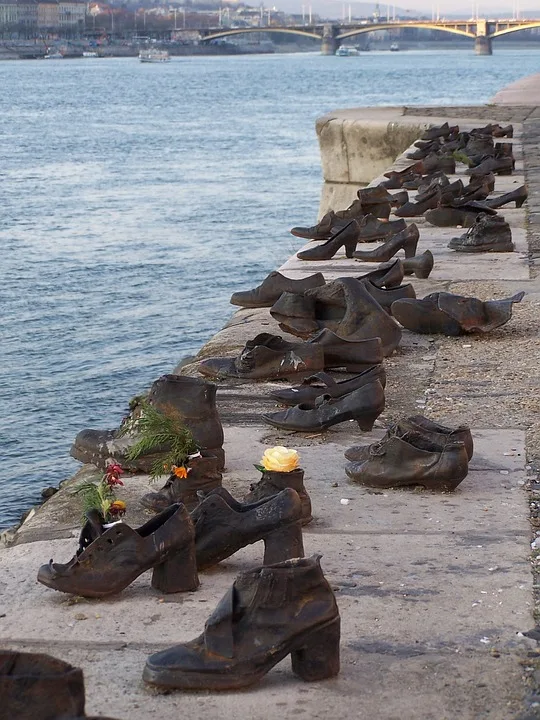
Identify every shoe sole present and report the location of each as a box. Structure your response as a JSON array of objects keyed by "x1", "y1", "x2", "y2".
[
  {"x1": 142, "y1": 617, "x2": 340, "y2": 691},
  {"x1": 447, "y1": 241, "x2": 514, "y2": 253}
]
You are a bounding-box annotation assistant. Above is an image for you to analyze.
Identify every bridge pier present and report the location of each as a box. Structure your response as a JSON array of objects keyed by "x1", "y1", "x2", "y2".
[
  {"x1": 474, "y1": 36, "x2": 492, "y2": 54},
  {"x1": 321, "y1": 24, "x2": 338, "y2": 55}
]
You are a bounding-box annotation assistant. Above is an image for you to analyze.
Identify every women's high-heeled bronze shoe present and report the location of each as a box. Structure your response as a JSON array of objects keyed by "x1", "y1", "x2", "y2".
[
  {"x1": 143, "y1": 555, "x2": 340, "y2": 691},
  {"x1": 37, "y1": 503, "x2": 199, "y2": 597},
  {"x1": 296, "y1": 221, "x2": 359, "y2": 261},
  {"x1": 401, "y1": 250, "x2": 434, "y2": 279},
  {"x1": 269, "y1": 365, "x2": 386, "y2": 406},
  {"x1": 352, "y1": 223, "x2": 419, "y2": 262},
  {"x1": 262, "y1": 379, "x2": 385, "y2": 432},
  {"x1": 193, "y1": 487, "x2": 305, "y2": 568}
]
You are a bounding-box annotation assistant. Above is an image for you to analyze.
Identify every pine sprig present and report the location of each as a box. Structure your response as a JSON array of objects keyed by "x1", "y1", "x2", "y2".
[{"x1": 120, "y1": 399, "x2": 198, "y2": 480}]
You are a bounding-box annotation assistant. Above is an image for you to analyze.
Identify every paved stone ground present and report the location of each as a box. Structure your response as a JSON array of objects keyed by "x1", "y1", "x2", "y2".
[{"x1": 4, "y1": 95, "x2": 540, "y2": 719}]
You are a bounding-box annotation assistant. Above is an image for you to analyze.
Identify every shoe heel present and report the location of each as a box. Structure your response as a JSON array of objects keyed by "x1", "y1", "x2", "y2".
[
  {"x1": 344, "y1": 238, "x2": 357, "y2": 259},
  {"x1": 263, "y1": 521, "x2": 304, "y2": 565},
  {"x1": 151, "y1": 542, "x2": 200, "y2": 594},
  {"x1": 403, "y1": 238, "x2": 419, "y2": 259},
  {"x1": 355, "y1": 409, "x2": 382, "y2": 432},
  {"x1": 291, "y1": 618, "x2": 341, "y2": 681},
  {"x1": 516, "y1": 197, "x2": 526, "y2": 208}
]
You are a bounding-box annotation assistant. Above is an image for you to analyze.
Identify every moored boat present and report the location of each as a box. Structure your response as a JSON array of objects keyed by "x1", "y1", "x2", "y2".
[
  {"x1": 335, "y1": 45, "x2": 360, "y2": 57},
  {"x1": 139, "y1": 49, "x2": 170, "y2": 63}
]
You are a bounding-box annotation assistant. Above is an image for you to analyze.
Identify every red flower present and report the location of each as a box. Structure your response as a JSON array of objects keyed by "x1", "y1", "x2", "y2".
[{"x1": 104, "y1": 463, "x2": 124, "y2": 487}]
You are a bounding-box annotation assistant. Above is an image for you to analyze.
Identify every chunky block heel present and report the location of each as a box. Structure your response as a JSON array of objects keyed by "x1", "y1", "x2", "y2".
[
  {"x1": 355, "y1": 406, "x2": 384, "y2": 432},
  {"x1": 263, "y1": 520, "x2": 304, "y2": 565},
  {"x1": 291, "y1": 618, "x2": 341, "y2": 681},
  {"x1": 152, "y1": 542, "x2": 200, "y2": 593}
]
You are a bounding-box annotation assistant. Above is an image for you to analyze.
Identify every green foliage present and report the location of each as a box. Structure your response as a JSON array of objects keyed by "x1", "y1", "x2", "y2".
[
  {"x1": 452, "y1": 150, "x2": 472, "y2": 167},
  {"x1": 73, "y1": 480, "x2": 111, "y2": 523},
  {"x1": 121, "y1": 399, "x2": 199, "y2": 480}
]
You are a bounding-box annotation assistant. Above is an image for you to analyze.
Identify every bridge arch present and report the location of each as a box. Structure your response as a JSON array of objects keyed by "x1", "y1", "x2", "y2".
[
  {"x1": 337, "y1": 22, "x2": 475, "y2": 41},
  {"x1": 489, "y1": 21, "x2": 540, "y2": 38},
  {"x1": 200, "y1": 27, "x2": 322, "y2": 42}
]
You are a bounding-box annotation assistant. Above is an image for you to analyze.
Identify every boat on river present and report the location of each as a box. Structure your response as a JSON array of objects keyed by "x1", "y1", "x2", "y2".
[
  {"x1": 44, "y1": 49, "x2": 63, "y2": 59},
  {"x1": 390, "y1": 43, "x2": 400, "y2": 51},
  {"x1": 139, "y1": 49, "x2": 170, "y2": 63},
  {"x1": 335, "y1": 45, "x2": 360, "y2": 56}
]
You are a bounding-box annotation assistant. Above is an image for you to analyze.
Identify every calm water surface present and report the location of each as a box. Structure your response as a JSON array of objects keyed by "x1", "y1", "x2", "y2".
[{"x1": 1, "y1": 48, "x2": 539, "y2": 528}]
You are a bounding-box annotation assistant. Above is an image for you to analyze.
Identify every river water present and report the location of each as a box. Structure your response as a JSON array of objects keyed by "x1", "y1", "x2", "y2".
[{"x1": 1, "y1": 48, "x2": 539, "y2": 529}]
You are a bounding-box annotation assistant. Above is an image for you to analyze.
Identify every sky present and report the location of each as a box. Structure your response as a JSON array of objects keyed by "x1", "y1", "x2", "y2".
[{"x1": 272, "y1": 0, "x2": 534, "y2": 19}]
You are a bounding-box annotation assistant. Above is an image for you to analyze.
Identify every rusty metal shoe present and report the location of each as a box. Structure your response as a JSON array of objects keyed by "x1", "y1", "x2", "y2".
[
  {"x1": 71, "y1": 375, "x2": 225, "y2": 473},
  {"x1": 401, "y1": 250, "x2": 434, "y2": 279},
  {"x1": 198, "y1": 333, "x2": 325, "y2": 381},
  {"x1": 140, "y1": 453, "x2": 223, "y2": 513},
  {"x1": 37, "y1": 503, "x2": 199, "y2": 597},
  {"x1": 355, "y1": 214, "x2": 407, "y2": 243},
  {"x1": 448, "y1": 213, "x2": 513, "y2": 253},
  {"x1": 143, "y1": 555, "x2": 340, "y2": 691},
  {"x1": 352, "y1": 223, "x2": 419, "y2": 261},
  {"x1": 363, "y1": 280, "x2": 416, "y2": 314},
  {"x1": 296, "y1": 221, "x2": 360, "y2": 261},
  {"x1": 345, "y1": 428, "x2": 469, "y2": 491},
  {"x1": 345, "y1": 415, "x2": 473, "y2": 462},
  {"x1": 420, "y1": 121, "x2": 458, "y2": 141},
  {"x1": 304, "y1": 278, "x2": 402, "y2": 356},
  {"x1": 424, "y1": 205, "x2": 494, "y2": 228},
  {"x1": 391, "y1": 291, "x2": 525, "y2": 335},
  {"x1": 466, "y1": 156, "x2": 513, "y2": 177},
  {"x1": 262, "y1": 379, "x2": 385, "y2": 433},
  {"x1": 269, "y1": 366, "x2": 386, "y2": 407},
  {"x1": 358, "y1": 258, "x2": 405, "y2": 288},
  {"x1": 290, "y1": 211, "x2": 337, "y2": 240},
  {"x1": 230, "y1": 271, "x2": 325, "y2": 308},
  {"x1": 193, "y1": 487, "x2": 304, "y2": 568},
  {"x1": 484, "y1": 185, "x2": 528, "y2": 210},
  {"x1": 309, "y1": 328, "x2": 383, "y2": 372},
  {"x1": 0, "y1": 651, "x2": 120, "y2": 720},
  {"x1": 243, "y1": 468, "x2": 312, "y2": 525}
]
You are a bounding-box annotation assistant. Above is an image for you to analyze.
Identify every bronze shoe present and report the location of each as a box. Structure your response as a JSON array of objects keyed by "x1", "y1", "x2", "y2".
[
  {"x1": 345, "y1": 429, "x2": 469, "y2": 491},
  {"x1": 37, "y1": 503, "x2": 199, "y2": 597},
  {"x1": 352, "y1": 224, "x2": 419, "y2": 261},
  {"x1": 143, "y1": 555, "x2": 340, "y2": 691},
  {"x1": 140, "y1": 452, "x2": 222, "y2": 513},
  {"x1": 391, "y1": 291, "x2": 525, "y2": 335},
  {"x1": 402, "y1": 250, "x2": 434, "y2": 279},
  {"x1": 243, "y1": 468, "x2": 312, "y2": 525},
  {"x1": 193, "y1": 487, "x2": 304, "y2": 569},
  {"x1": 269, "y1": 366, "x2": 386, "y2": 407},
  {"x1": 303, "y1": 279, "x2": 402, "y2": 356},
  {"x1": 345, "y1": 414, "x2": 473, "y2": 462},
  {"x1": 448, "y1": 213, "x2": 513, "y2": 253},
  {"x1": 0, "y1": 651, "x2": 120, "y2": 720},
  {"x1": 71, "y1": 375, "x2": 225, "y2": 473},
  {"x1": 230, "y1": 271, "x2": 325, "y2": 308},
  {"x1": 198, "y1": 333, "x2": 325, "y2": 381},
  {"x1": 262, "y1": 379, "x2": 385, "y2": 432}
]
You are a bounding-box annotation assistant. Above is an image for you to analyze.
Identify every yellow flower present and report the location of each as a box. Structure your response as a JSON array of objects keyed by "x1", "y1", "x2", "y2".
[
  {"x1": 108, "y1": 500, "x2": 127, "y2": 516},
  {"x1": 172, "y1": 465, "x2": 188, "y2": 479},
  {"x1": 260, "y1": 446, "x2": 299, "y2": 473}
]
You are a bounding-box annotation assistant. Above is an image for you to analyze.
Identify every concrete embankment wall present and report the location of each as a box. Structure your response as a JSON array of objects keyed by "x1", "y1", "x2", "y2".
[{"x1": 316, "y1": 107, "x2": 431, "y2": 216}]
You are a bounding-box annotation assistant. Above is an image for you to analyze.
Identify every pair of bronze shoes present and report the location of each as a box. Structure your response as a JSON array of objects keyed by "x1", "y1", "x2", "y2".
[
  {"x1": 263, "y1": 365, "x2": 385, "y2": 433},
  {"x1": 37, "y1": 487, "x2": 306, "y2": 598},
  {"x1": 345, "y1": 415, "x2": 473, "y2": 491}
]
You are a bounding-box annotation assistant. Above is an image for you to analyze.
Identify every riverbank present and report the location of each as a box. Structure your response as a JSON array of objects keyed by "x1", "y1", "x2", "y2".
[{"x1": 2, "y1": 79, "x2": 540, "y2": 717}]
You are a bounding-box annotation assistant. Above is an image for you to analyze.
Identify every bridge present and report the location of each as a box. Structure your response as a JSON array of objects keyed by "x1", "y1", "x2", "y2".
[{"x1": 197, "y1": 18, "x2": 540, "y2": 55}]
